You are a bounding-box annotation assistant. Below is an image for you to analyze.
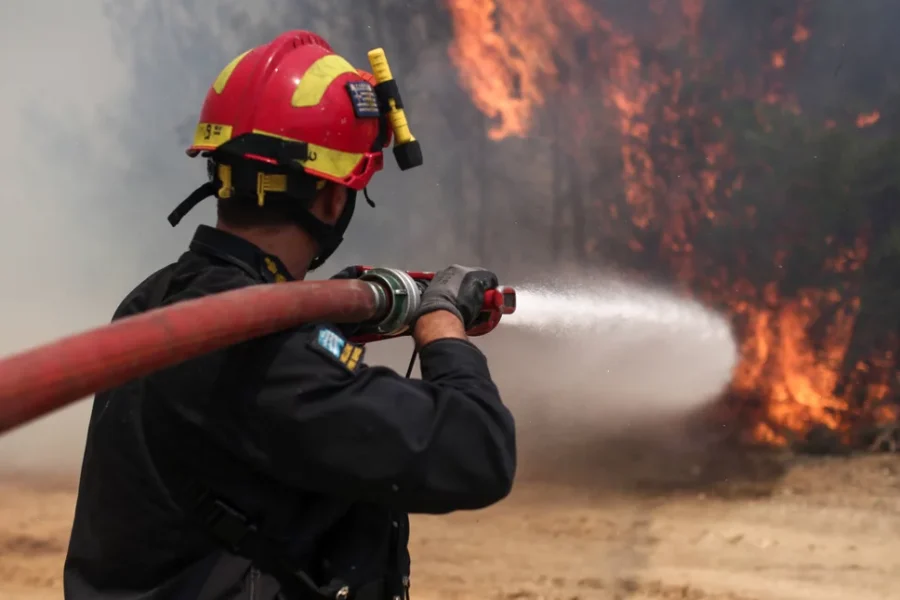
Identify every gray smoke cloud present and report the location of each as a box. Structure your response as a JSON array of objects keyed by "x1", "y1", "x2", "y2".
[
  {"x1": 0, "y1": 2, "x2": 143, "y2": 473},
  {"x1": 0, "y1": 3, "x2": 286, "y2": 472},
  {"x1": 0, "y1": 1, "x2": 464, "y2": 473}
]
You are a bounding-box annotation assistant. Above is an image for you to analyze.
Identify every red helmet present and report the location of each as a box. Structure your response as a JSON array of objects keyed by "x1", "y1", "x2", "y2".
[
  {"x1": 170, "y1": 31, "x2": 421, "y2": 271},
  {"x1": 186, "y1": 30, "x2": 391, "y2": 190}
]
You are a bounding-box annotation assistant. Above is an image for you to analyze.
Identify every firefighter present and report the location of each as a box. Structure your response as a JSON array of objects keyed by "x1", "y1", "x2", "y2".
[{"x1": 63, "y1": 30, "x2": 516, "y2": 599}]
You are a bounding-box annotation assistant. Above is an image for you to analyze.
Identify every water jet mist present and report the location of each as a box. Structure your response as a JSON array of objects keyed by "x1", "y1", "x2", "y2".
[{"x1": 476, "y1": 274, "x2": 738, "y2": 449}]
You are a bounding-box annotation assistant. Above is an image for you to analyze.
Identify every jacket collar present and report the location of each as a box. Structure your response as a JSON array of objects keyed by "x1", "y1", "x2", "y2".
[{"x1": 188, "y1": 225, "x2": 294, "y2": 283}]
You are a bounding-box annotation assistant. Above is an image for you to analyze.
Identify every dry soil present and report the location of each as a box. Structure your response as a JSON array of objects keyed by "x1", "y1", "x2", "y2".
[{"x1": 1, "y1": 451, "x2": 899, "y2": 600}]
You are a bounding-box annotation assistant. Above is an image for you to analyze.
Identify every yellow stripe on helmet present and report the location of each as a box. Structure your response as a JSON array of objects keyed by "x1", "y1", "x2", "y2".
[
  {"x1": 213, "y1": 50, "x2": 251, "y2": 94},
  {"x1": 291, "y1": 54, "x2": 358, "y2": 108},
  {"x1": 252, "y1": 129, "x2": 363, "y2": 180},
  {"x1": 191, "y1": 126, "x2": 362, "y2": 181}
]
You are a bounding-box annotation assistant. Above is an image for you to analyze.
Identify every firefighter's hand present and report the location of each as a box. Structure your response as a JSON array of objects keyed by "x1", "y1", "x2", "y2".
[
  {"x1": 329, "y1": 266, "x2": 364, "y2": 280},
  {"x1": 415, "y1": 264, "x2": 499, "y2": 328}
]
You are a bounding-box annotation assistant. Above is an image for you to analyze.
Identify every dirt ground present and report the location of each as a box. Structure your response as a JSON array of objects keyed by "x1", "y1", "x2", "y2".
[{"x1": 1, "y1": 450, "x2": 899, "y2": 600}]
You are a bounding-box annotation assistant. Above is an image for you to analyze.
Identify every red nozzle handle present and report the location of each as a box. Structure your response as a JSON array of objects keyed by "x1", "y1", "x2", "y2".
[{"x1": 483, "y1": 286, "x2": 516, "y2": 314}]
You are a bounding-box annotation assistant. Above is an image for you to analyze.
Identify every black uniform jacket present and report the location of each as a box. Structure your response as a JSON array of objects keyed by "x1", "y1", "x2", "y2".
[{"x1": 63, "y1": 225, "x2": 517, "y2": 600}]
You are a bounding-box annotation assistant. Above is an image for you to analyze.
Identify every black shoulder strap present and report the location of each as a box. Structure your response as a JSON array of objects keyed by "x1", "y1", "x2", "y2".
[
  {"x1": 385, "y1": 512, "x2": 410, "y2": 600},
  {"x1": 182, "y1": 483, "x2": 410, "y2": 600}
]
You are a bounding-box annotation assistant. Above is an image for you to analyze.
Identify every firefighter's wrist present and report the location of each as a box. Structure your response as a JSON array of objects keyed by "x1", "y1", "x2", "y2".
[{"x1": 413, "y1": 310, "x2": 467, "y2": 346}]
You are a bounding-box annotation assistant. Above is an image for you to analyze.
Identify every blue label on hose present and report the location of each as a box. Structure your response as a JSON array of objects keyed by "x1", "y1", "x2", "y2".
[{"x1": 310, "y1": 326, "x2": 365, "y2": 372}]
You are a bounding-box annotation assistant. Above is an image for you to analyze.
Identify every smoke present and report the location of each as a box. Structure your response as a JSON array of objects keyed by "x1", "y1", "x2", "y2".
[
  {"x1": 0, "y1": 2, "x2": 136, "y2": 474},
  {"x1": 0, "y1": 1, "x2": 270, "y2": 473},
  {"x1": 0, "y1": 0, "x2": 465, "y2": 474}
]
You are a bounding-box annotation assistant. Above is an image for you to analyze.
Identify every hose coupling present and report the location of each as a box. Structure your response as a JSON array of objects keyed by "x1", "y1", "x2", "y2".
[{"x1": 359, "y1": 268, "x2": 423, "y2": 336}]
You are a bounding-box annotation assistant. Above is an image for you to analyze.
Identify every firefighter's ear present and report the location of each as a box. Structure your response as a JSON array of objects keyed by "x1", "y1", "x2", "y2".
[{"x1": 310, "y1": 182, "x2": 347, "y2": 225}]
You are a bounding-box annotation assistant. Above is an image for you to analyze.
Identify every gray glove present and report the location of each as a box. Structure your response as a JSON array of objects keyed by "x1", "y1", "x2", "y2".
[{"x1": 415, "y1": 264, "x2": 499, "y2": 327}]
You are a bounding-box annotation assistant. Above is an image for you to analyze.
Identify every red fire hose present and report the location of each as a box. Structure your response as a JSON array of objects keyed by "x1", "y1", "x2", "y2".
[
  {"x1": 0, "y1": 280, "x2": 380, "y2": 436},
  {"x1": 0, "y1": 268, "x2": 516, "y2": 437}
]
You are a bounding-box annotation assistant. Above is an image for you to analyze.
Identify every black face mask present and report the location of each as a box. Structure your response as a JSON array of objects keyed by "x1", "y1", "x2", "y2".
[{"x1": 293, "y1": 188, "x2": 357, "y2": 271}]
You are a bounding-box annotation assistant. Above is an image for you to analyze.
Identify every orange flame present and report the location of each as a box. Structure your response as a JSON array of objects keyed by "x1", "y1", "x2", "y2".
[
  {"x1": 771, "y1": 50, "x2": 786, "y2": 69},
  {"x1": 446, "y1": 0, "x2": 594, "y2": 139},
  {"x1": 856, "y1": 111, "x2": 881, "y2": 128},
  {"x1": 792, "y1": 24, "x2": 810, "y2": 43},
  {"x1": 447, "y1": 0, "x2": 894, "y2": 445}
]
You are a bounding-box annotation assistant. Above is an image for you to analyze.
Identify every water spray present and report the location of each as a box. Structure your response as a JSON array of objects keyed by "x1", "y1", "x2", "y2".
[{"x1": 478, "y1": 276, "x2": 739, "y2": 435}]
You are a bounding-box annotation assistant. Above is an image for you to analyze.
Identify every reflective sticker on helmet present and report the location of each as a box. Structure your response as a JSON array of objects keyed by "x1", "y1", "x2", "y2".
[
  {"x1": 192, "y1": 123, "x2": 233, "y2": 149},
  {"x1": 213, "y1": 50, "x2": 251, "y2": 94},
  {"x1": 346, "y1": 81, "x2": 380, "y2": 118},
  {"x1": 309, "y1": 326, "x2": 365, "y2": 372},
  {"x1": 291, "y1": 54, "x2": 358, "y2": 108}
]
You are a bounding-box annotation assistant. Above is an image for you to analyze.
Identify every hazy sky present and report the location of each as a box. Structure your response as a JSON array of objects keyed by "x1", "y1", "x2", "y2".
[
  {"x1": 0, "y1": 3, "x2": 140, "y2": 470},
  {"x1": 0, "y1": 1, "x2": 448, "y2": 472}
]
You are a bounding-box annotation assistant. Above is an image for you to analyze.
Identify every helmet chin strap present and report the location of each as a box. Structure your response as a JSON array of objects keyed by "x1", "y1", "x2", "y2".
[{"x1": 168, "y1": 172, "x2": 359, "y2": 272}]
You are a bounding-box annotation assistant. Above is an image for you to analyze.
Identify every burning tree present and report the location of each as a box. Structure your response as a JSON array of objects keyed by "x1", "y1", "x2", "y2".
[{"x1": 440, "y1": 0, "x2": 900, "y2": 449}]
